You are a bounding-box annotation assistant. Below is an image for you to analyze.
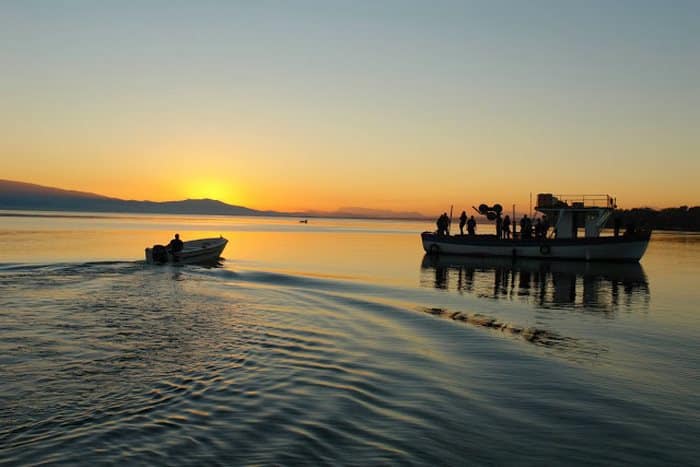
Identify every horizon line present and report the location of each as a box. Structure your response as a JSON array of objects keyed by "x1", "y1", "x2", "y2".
[{"x1": 1, "y1": 178, "x2": 698, "y2": 219}]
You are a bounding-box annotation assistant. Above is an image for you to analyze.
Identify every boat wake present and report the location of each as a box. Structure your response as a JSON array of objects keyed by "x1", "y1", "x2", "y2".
[
  {"x1": 0, "y1": 260, "x2": 607, "y2": 364},
  {"x1": 1, "y1": 259, "x2": 692, "y2": 466},
  {"x1": 419, "y1": 307, "x2": 604, "y2": 358}
]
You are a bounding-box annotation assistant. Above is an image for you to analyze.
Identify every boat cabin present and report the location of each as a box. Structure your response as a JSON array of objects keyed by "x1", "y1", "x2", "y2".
[{"x1": 536, "y1": 193, "x2": 615, "y2": 239}]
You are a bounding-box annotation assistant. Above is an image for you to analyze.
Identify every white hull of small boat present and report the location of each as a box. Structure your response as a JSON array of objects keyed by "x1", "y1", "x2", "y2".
[
  {"x1": 145, "y1": 237, "x2": 228, "y2": 265},
  {"x1": 421, "y1": 232, "x2": 650, "y2": 262}
]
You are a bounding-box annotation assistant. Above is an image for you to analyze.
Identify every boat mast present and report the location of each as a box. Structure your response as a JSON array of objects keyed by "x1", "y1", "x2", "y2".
[{"x1": 449, "y1": 204, "x2": 453, "y2": 235}]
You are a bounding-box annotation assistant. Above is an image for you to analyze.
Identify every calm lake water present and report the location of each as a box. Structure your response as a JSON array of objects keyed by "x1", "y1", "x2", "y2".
[{"x1": 1, "y1": 211, "x2": 698, "y2": 465}]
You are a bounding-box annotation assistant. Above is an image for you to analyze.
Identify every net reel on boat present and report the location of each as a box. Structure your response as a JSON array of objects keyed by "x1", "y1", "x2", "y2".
[{"x1": 475, "y1": 203, "x2": 503, "y2": 220}]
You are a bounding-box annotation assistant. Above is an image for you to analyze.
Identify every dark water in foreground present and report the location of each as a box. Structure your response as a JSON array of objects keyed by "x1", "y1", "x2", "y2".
[{"x1": 1, "y1": 212, "x2": 699, "y2": 465}]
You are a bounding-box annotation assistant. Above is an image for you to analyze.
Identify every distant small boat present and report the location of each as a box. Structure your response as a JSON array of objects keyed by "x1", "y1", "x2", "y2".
[
  {"x1": 145, "y1": 237, "x2": 228, "y2": 265},
  {"x1": 299, "y1": 219, "x2": 308, "y2": 224}
]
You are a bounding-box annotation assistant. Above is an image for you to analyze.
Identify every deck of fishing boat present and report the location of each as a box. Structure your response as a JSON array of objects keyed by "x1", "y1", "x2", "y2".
[{"x1": 421, "y1": 230, "x2": 651, "y2": 262}]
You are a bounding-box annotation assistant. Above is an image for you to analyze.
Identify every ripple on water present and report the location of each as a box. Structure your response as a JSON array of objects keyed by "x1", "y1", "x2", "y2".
[{"x1": 1, "y1": 261, "x2": 698, "y2": 465}]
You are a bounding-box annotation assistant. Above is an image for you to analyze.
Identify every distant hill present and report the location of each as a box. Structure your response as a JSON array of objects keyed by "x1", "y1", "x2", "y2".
[
  {"x1": 0, "y1": 179, "x2": 431, "y2": 220},
  {"x1": 0, "y1": 179, "x2": 275, "y2": 216},
  {"x1": 0, "y1": 179, "x2": 112, "y2": 201}
]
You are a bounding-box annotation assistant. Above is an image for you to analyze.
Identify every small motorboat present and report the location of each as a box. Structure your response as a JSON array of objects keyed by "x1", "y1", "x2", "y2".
[{"x1": 145, "y1": 236, "x2": 228, "y2": 265}]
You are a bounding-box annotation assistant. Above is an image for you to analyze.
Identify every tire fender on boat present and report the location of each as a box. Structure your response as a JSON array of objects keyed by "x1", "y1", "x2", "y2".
[{"x1": 539, "y1": 244, "x2": 551, "y2": 255}]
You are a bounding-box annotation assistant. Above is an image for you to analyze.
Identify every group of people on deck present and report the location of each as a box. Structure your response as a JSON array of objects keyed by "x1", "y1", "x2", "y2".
[
  {"x1": 455, "y1": 211, "x2": 477, "y2": 236},
  {"x1": 495, "y1": 214, "x2": 511, "y2": 239},
  {"x1": 437, "y1": 211, "x2": 550, "y2": 240},
  {"x1": 517, "y1": 215, "x2": 549, "y2": 239},
  {"x1": 436, "y1": 213, "x2": 453, "y2": 236}
]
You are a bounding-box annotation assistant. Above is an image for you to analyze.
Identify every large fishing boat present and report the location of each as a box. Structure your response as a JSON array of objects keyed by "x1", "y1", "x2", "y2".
[{"x1": 421, "y1": 194, "x2": 650, "y2": 262}]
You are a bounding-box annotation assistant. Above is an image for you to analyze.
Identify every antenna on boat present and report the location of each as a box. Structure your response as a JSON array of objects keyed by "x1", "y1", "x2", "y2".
[
  {"x1": 529, "y1": 192, "x2": 533, "y2": 218},
  {"x1": 449, "y1": 205, "x2": 453, "y2": 234}
]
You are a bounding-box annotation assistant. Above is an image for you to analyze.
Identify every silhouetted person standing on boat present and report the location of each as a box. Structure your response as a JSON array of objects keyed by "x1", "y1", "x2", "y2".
[
  {"x1": 459, "y1": 211, "x2": 467, "y2": 235},
  {"x1": 436, "y1": 213, "x2": 450, "y2": 236},
  {"x1": 496, "y1": 213, "x2": 503, "y2": 239},
  {"x1": 542, "y1": 217, "x2": 550, "y2": 239},
  {"x1": 534, "y1": 218, "x2": 543, "y2": 239},
  {"x1": 467, "y1": 216, "x2": 476, "y2": 236},
  {"x1": 614, "y1": 217, "x2": 622, "y2": 237},
  {"x1": 520, "y1": 215, "x2": 532, "y2": 239},
  {"x1": 503, "y1": 215, "x2": 511, "y2": 239}
]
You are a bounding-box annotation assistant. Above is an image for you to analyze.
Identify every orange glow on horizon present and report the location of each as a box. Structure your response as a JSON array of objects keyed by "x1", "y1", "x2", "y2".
[{"x1": 2, "y1": 172, "x2": 696, "y2": 217}]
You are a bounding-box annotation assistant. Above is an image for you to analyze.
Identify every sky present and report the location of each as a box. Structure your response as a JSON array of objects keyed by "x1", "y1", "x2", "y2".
[{"x1": 1, "y1": 1, "x2": 698, "y2": 214}]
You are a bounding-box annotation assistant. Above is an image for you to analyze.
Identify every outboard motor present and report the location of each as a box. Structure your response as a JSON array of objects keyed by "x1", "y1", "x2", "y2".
[{"x1": 151, "y1": 244, "x2": 168, "y2": 264}]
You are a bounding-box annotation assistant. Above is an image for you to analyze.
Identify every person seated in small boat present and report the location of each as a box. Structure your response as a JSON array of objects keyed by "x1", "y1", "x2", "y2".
[
  {"x1": 467, "y1": 216, "x2": 476, "y2": 236},
  {"x1": 459, "y1": 211, "x2": 467, "y2": 235},
  {"x1": 167, "y1": 233, "x2": 184, "y2": 255},
  {"x1": 502, "y1": 215, "x2": 511, "y2": 239}
]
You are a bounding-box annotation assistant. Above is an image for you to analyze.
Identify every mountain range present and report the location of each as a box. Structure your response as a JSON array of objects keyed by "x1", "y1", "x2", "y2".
[{"x1": 0, "y1": 180, "x2": 428, "y2": 220}]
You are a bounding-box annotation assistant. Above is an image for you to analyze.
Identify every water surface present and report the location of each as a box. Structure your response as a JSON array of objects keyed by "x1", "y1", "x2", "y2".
[{"x1": 1, "y1": 211, "x2": 698, "y2": 465}]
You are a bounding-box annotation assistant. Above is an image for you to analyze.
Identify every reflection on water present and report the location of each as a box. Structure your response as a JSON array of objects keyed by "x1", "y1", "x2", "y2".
[
  {"x1": 421, "y1": 255, "x2": 650, "y2": 312},
  {"x1": 2, "y1": 214, "x2": 699, "y2": 465}
]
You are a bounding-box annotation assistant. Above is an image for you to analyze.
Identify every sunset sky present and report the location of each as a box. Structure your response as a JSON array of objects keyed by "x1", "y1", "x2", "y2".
[{"x1": 1, "y1": 1, "x2": 698, "y2": 214}]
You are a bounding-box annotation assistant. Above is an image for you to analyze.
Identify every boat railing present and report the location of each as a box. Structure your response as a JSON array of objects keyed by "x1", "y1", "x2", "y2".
[{"x1": 537, "y1": 193, "x2": 615, "y2": 209}]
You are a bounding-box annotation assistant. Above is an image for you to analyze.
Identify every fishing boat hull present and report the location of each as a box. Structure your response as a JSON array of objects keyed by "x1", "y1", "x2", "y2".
[
  {"x1": 421, "y1": 232, "x2": 650, "y2": 262},
  {"x1": 145, "y1": 237, "x2": 228, "y2": 265}
]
